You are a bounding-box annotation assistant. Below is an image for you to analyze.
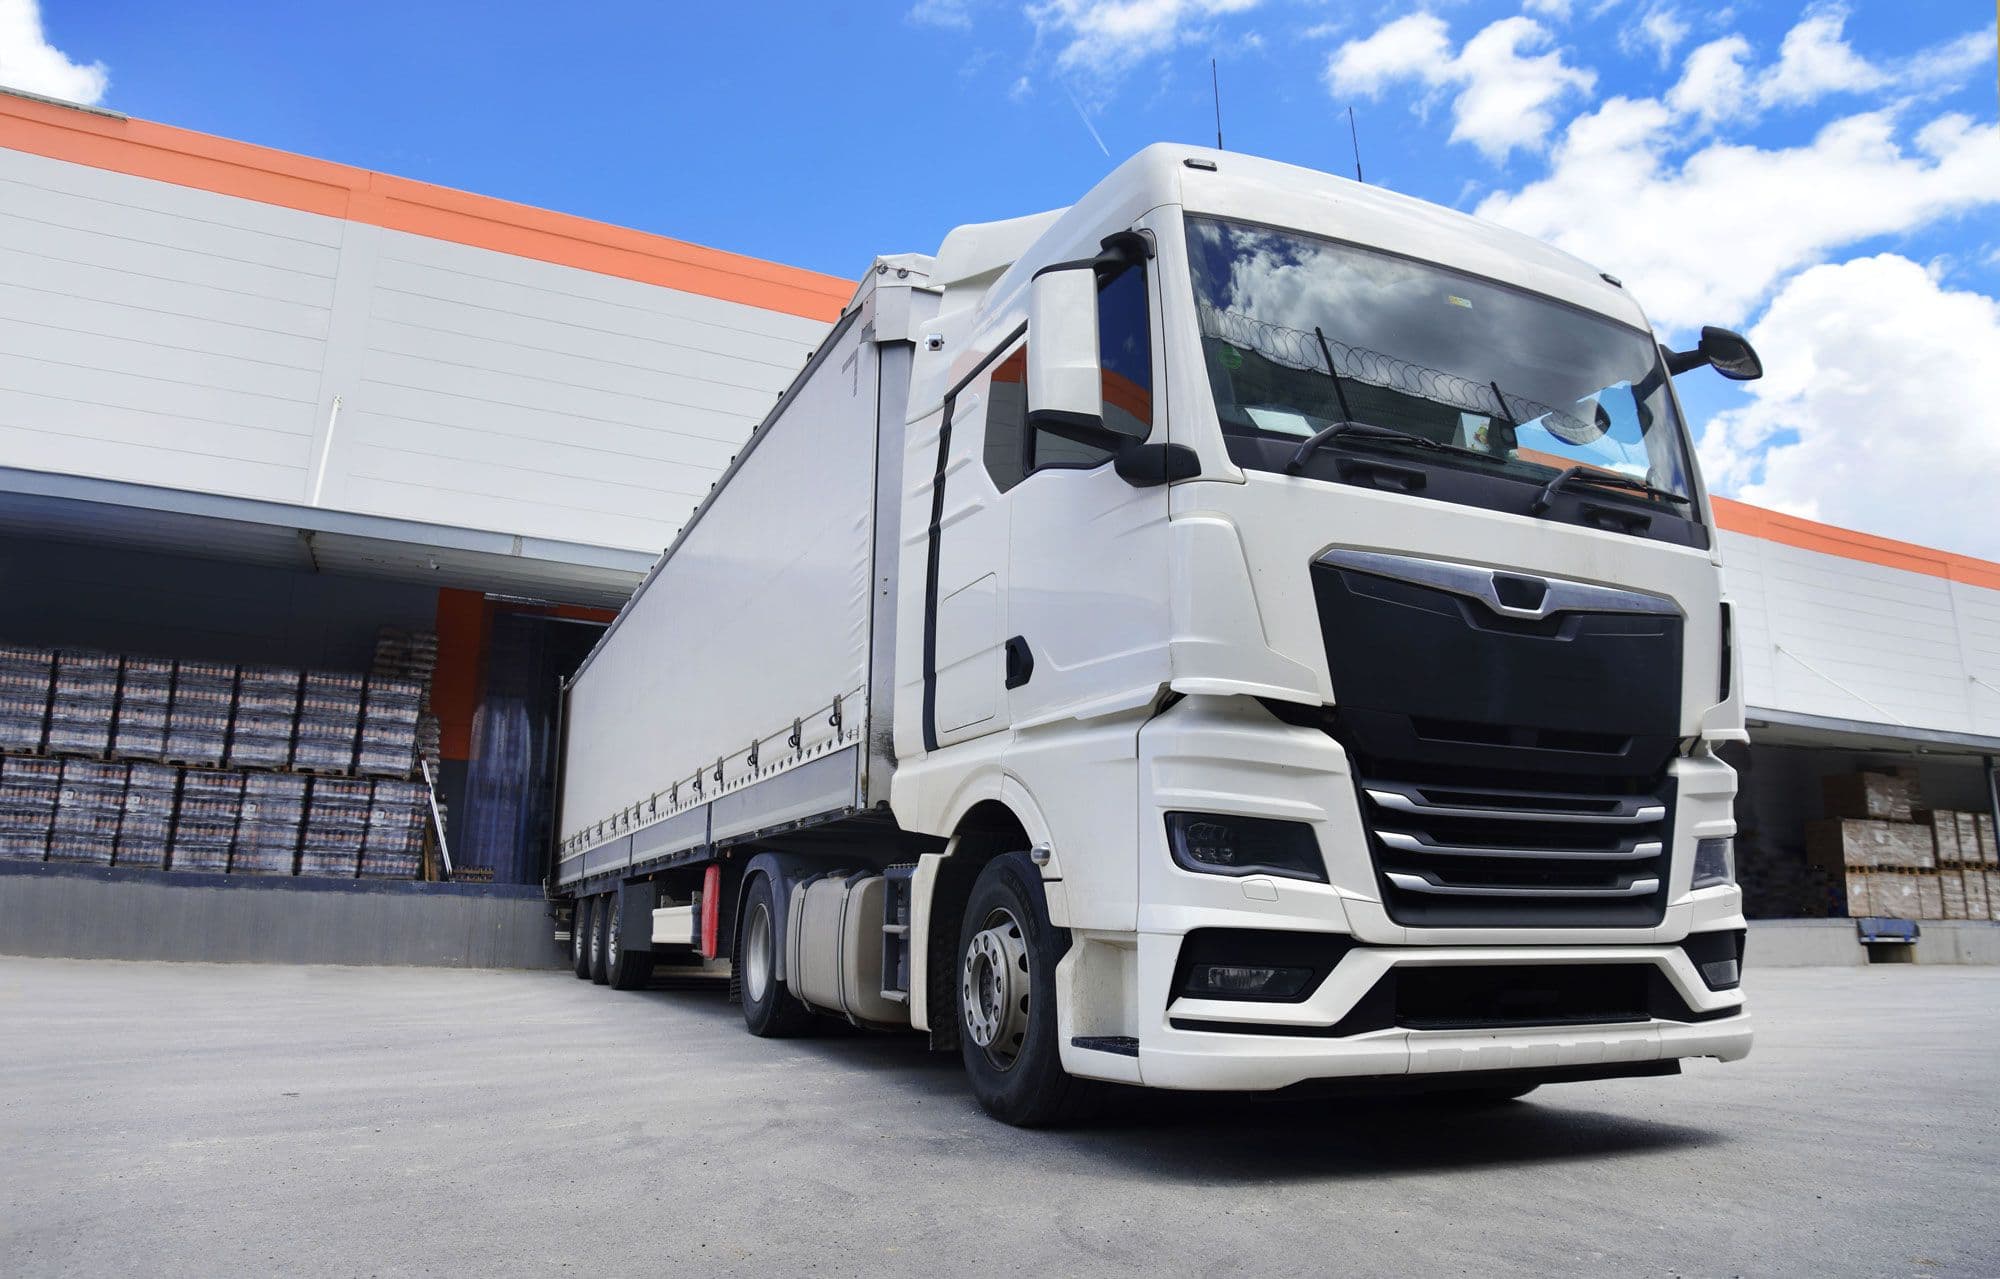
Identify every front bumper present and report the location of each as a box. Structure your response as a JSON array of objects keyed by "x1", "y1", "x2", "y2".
[{"x1": 1056, "y1": 695, "x2": 1754, "y2": 1090}]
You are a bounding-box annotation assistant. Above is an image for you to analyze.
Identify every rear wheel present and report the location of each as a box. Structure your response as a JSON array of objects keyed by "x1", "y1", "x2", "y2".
[
  {"x1": 570, "y1": 898, "x2": 592, "y2": 979},
  {"x1": 588, "y1": 894, "x2": 610, "y2": 985},
  {"x1": 605, "y1": 893, "x2": 654, "y2": 991},
  {"x1": 957, "y1": 853, "x2": 1092, "y2": 1127},
  {"x1": 737, "y1": 873, "x2": 814, "y2": 1037}
]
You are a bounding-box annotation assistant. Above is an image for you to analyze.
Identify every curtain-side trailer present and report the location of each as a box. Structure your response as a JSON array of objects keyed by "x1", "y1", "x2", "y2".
[{"x1": 553, "y1": 145, "x2": 1762, "y2": 1126}]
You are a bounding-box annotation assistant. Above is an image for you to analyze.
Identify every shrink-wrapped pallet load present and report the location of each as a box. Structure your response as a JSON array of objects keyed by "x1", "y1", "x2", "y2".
[
  {"x1": 112, "y1": 657, "x2": 174, "y2": 761},
  {"x1": 170, "y1": 769, "x2": 242, "y2": 872},
  {"x1": 48, "y1": 759, "x2": 124, "y2": 864},
  {"x1": 165, "y1": 662, "x2": 235, "y2": 768},
  {"x1": 46, "y1": 651, "x2": 119, "y2": 757},
  {"x1": 228, "y1": 667, "x2": 301, "y2": 769},
  {"x1": 292, "y1": 673, "x2": 363, "y2": 774},
  {"x1": 300, "y1": 777, "x2": 369, "y2": 876},
  {"x1": 355, "y1": 678, "x2": 421, "y2": 778},
  {"x1": 360, "y1": 779, "x2": 426, "y2": 879},
  {"x1": 233, "y1": 771, "x2": 307, "y2": 874},
  {"x1": 0, "y1": 644, "x2": 53, "y2": 754},
  {"x1": 0, "y1": 755, "x2": 59, "y2": 861},
  {"x1": 115, "y1": 762, "x2": 178, "y2": 869}
]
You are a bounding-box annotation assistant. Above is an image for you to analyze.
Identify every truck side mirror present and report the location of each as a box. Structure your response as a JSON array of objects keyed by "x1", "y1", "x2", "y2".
[
  {"x1": 1665, "y1": 326, "x2": 1763, "y2": 382},
  {"x1": 1025, "y1": 263, "x2": 1104, "y2": 441}
]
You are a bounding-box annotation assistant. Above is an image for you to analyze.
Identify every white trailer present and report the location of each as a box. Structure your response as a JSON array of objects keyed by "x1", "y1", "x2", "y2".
[{"x1": 555, "y1": 146, "x2": 1760, "y2": 1125}]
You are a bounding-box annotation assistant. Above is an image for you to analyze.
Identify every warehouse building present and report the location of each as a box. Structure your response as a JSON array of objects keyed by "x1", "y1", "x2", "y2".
[{"x1": 0, "y1": 87, "x2": 1993, "y2": 963}]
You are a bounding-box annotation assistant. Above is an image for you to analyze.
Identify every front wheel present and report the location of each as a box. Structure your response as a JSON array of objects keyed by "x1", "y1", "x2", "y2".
[
  {"x1": 737, "y1": 873, "x2": 815, "y2": 1037},
  {"x1": 956, "y1": 853, "x2": 1093, "y2": 1127}
]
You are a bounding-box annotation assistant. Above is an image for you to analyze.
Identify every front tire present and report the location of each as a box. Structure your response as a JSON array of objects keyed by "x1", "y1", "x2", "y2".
[
  {"x1": 737, "y1": 873, "x2": 814, "y2": 1037},
  {"x1": 956, "y1": 853, "x2": 1092, "y2": 1127}
]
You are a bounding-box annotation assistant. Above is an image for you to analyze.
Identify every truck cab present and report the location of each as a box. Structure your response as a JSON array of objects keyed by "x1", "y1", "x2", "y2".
[{"x1": 889, "y1": 145, "x2": 1753, "y2": 1117}]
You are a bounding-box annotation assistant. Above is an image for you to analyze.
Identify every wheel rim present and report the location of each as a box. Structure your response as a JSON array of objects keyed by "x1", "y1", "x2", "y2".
[
  {"x1": 573, "y1": 906, "x2": 586, "y2": 963},
  {"x1": 744, "y1": 902, "x2": 773, "y2": 1004},
  {"x1": 606, "y1": 903, "x2": 621, "y2": 971},
  {"x1": 589, "y1": 900, "x2": 602, "y2": 968},
  {"x1": 962, "y1": 906, "x2": 1031, "y2": 1072}
]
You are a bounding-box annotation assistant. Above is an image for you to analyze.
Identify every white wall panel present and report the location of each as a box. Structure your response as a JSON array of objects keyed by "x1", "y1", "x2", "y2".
[
  {"x1": 0, "y1": 144, "x2": 839, "y2": 560},
  {"x1": 1721, "y1": 529, "x2": 2000, "y2": 740}
]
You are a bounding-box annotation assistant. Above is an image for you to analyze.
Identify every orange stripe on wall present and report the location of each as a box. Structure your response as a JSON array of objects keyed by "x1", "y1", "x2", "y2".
[
  {"x1": 1713, "y1": 496, "x2": 2000, "y2": 593},
  {"x1": 431, "y1": 587, "x2": 489, "y2": 763},
  {"x1": 0, "y1": 90, "x2": 853, "y2": 324}
]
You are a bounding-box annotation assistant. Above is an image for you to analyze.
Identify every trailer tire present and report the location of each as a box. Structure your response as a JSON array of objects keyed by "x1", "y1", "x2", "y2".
[
  {"x1": 588, "y1": 894, "x2": 611, "y2": 985},
  {"x1": 956, "y1": 853, "x2": 1093, "y2": 1128},
  {"x1": 737, "y1": 874, "x2": 814, "y2": 1037},
  {"x1": 605, "y1": 898, "x2": 654, "y2": 991},
  {"x1": 571, "y1": 898, "x2": 593, "y2": 979}
]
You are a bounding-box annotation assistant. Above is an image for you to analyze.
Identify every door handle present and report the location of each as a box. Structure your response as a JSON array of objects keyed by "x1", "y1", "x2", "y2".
[{"x1": 1004, "y1": 635, "x2": 1034, "y2": 689}]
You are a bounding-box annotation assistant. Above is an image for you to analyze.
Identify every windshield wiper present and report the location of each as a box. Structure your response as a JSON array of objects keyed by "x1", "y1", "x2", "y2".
[
  {"x1": 1530, "y1": 465, "x2": 1691, "y2": 515},
  {"x1": 1283, "y1": 325, "x2": 1504, "y2": 475}
]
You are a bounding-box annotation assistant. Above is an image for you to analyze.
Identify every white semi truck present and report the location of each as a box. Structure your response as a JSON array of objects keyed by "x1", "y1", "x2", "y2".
[{"x1": 552, "y1": 145, "x2": 1762, "y2": 1126}]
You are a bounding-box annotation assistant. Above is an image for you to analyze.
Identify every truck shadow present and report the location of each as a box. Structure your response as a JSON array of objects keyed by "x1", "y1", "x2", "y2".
[{"x1": 636, "y1": 976, "x2": 1722, "y2": 1181}]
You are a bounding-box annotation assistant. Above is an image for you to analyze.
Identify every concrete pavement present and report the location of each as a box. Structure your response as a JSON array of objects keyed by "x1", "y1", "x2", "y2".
[{"x1": 2, "y1": 957, "x2": 1995, "y2": 1276}]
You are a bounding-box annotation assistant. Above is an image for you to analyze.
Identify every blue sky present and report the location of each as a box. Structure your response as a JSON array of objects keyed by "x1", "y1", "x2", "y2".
[{"x1": 6, "y1": 0, "x2": 1999, "y2": 556}]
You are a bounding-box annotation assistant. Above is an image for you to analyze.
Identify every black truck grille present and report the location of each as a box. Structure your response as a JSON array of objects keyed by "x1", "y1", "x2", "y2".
[{"x1": 1358, "y1": 767, "x2": 1675, "y2": 928}]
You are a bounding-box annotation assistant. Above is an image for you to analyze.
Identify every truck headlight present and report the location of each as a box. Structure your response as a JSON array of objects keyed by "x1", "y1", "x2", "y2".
[
  {"x1": 1166, "y1": 812, "x2": 1326, "y2": 882},
  {"x1": 1692, "y1": 836, "x2": 1735, "y2": 889}
]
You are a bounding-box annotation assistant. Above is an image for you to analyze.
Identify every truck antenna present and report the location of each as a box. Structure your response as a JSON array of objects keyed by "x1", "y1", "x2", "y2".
[
  {"x1": 1211, "y1": 58, "x2": 1224, "y2": 151},
  {"x1": 1347, "y1": 105, "x2": 1363, "y2": 183}
]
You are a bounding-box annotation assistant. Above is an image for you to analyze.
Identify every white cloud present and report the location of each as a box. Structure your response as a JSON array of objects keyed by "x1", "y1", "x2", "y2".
[
  {"x1": 909, "y1": 0, "x2": 975, "y2": 29},
  {"x1": 1477, "y1": 106, "x2": 2000, "y2": 332},
  {"x1": 1326, "y1": 15, "x2": 1594, "y2": 161},
  {"x1": 1524, "y1": 0, "x2": 1573, "y2": 19},
  {"x1": 1698, "y1": 254, "x2": 2000, "y2": 560},
  {"x1": 1665, "y1": 35, "x2": 1751, "y2": 124},
  {"x1": 1756, "y1": 4, "x2": 1884, "y2": 106},
  {"x1": 0, "y1": 0, "x2": 106, "y2": 105},
  {"x1": 1619, "y1": 5, "x2": 1689, "y2": 69},
  {"x1": 1027, "y1": 0, "x2": 1262, "y2": 75}
]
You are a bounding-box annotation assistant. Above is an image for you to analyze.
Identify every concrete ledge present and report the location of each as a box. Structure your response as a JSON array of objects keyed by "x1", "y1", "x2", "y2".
[
  {"x1": 0, "y1": 861, "x2": 563, "y2": 969},
  {"x1": 1750, "y1": 918, "x2": 2000, "y2": 967}
]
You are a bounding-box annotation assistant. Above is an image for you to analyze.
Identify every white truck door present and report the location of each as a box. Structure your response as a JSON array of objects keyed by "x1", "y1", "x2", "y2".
[
  {"x1": 1003, "y1": 248, "x2": 1172, "y2": 728},
  {"x1": 926, "y1": 344, "x2": 1024, "y2": 746}
]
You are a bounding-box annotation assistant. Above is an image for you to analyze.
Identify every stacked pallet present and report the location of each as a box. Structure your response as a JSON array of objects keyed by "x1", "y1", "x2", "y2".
[
  {"x1": 0, "y1": 645, "x2": 53, "y2": 753},
  {"x1": 45, "y1": 651, "x2": 119, "y2": 757},
  {"x1": 292, "y1": 672, "x2": 364, "y2": 775},
  {"x1": 1810, "y1": 769, "x2": 1998, "y2": 921},
  {"x1": 370, "y1": 627, "x2": 442, "y2": 774},
  {"x1": 0, "y1": 756, "x2": 59, "y2": 860},
  {"x1": 360, "y1": 780, "x2": 427, "y2": 879},
  {"x1": 233, "y1": 771, "x2": 308, "y2": 874},
  {"x1": 165, "y1": 661, "x2": 235, "y2": 768},
  {"x1": 228, "y1": 667, "x2": 301, "y2": 769},
  {"x1": 169, "y1": 770, "x2": 243, "y2": 873},
  {"x1": 115, "y1": 762, "x2": 177, "y2": 869},
  {"x1": 356, "y1": 678, "x2": 421, "y2": 777},
  {"x1": 300, "y1": 777, "x2": 371, "y2": 876},
  {"x1": 112, "y1": 658, "x2": 174, "y2": 760},
  {"x1": 48, "y1": 759, "x2": 124, "y2": 864}
]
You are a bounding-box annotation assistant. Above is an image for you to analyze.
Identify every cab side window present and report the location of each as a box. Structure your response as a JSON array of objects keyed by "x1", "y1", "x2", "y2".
[
  {"x1": 1027, "y1": 263, "x2": 1153, "y2": 472},
  {"x1": 982, "y1": 345, "x2": 1029, "y2": 493}
]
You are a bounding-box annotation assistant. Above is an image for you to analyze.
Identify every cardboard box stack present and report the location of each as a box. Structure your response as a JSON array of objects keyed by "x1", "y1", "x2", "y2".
[
  {"x1": 112, "y1": 657, "x2": 174, "y2": 760},
  {"x1": 232, "y1": 771, "x2": 308, "y2": 874},
  {"x1": 292, "y1": 672, "x2": 363, "y2": 774},
  {"x1": 45, "y1": 651, "x2": 119, "y2": 757},
  {"x1": 299, "y1": 777, "x2": 370, "y2": 877},
  {"x1": 165, "y1": 661, "x2": 235, "y2": 767},
  {"x1": 0, "y1": 755, "x2": 59, "y2": 861},
  {"x1": 360, "y1": 780, "x2": 427, "y2": 879},
  {"x1": 0, "y1": 645, "x2": 53, "y2": 753},
  {"x1": 227, "y1": 667, "x2": 300, "y2": 769},
  {"x1": 1810, "y1": 768, "x2": 2000, "y2": 922},
  {"x1": 1921, "y1": 806, "x2": 1997, "y2": 922},
  {"x1": 169, "y1": 770, "x2": 242, "y2": 873},
  {"x1": 115, "y1": 762, "x2": 178, "y2": 869}
]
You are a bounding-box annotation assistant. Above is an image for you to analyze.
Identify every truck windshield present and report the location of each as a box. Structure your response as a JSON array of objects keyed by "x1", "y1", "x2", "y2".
[{"x1": 1184, "y1": 215, "x2": 1697, "y2": 506}]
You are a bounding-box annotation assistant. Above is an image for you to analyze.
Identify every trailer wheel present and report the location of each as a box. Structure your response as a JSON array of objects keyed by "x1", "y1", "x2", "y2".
[
  {"x1": 605, "y1": 896, "x2": 654, "y2": 991},
  {"x1": 570, "y1": 899, "x2": 592, "y2": 980},
  {"x1": 957, "y1": 853, "x2": 1092, "y2": 1127},
  {"x1": 588, "y1": 894, "x2": 611, "y2": 985},
  {"x1": 737, "y1": 874, "x2": 814, "y2": 1037}
]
